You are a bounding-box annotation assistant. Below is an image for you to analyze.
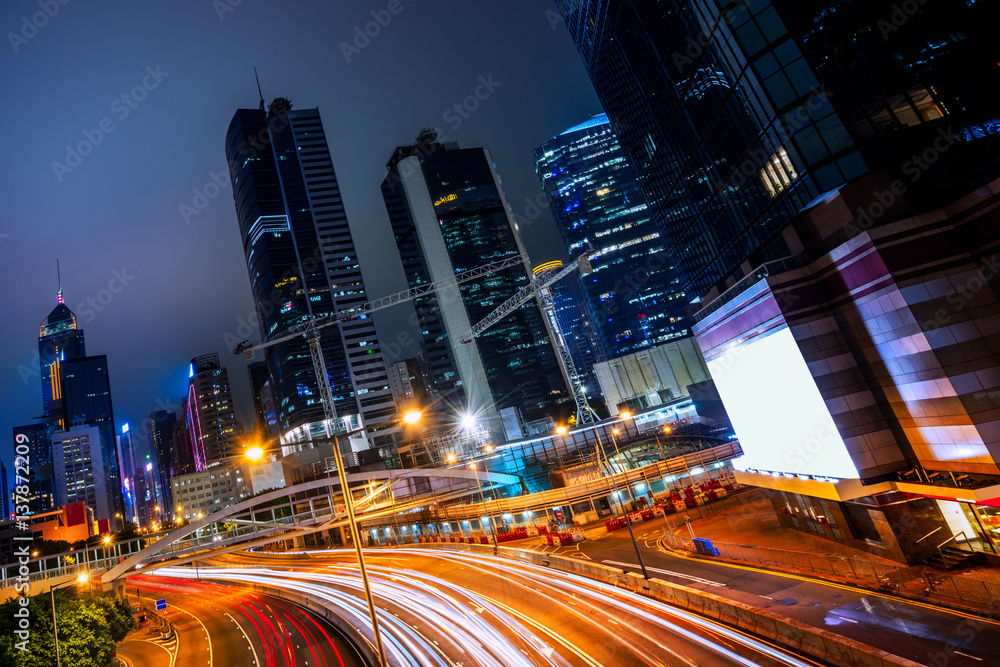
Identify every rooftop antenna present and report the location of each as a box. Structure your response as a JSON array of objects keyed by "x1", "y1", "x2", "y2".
[
  {"x1": 56, "y1": 259, "x2": 64, "y2": 304},
  {"x1": 254, "y1": 67, "x2": 265, "y2": 113}
]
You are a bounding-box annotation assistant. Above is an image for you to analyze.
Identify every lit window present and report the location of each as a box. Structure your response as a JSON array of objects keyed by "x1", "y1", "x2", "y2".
[{"x1": 760, "y1": 147, "x2": 798, "y2": 196}]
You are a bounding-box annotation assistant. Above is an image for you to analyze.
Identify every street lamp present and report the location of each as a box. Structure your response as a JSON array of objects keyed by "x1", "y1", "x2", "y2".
[
  {"x1": 331, "y1": 410, "x2": 422, "y2": 667},
  {"x1": 595, "y1": 426, "x2": 650, "y2": 580},
  {"x1": 469, "y1": 462, "x2": 499, "y2": 555},
  {"x1": 556, "y1": 425, "x2": 568, "y2": 435},
  {"x1": 51, "y1": 573, "x2": 89, "y2": 667}
]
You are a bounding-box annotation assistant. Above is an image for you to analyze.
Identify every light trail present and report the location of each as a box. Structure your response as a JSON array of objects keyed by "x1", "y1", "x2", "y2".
[{"x1": 153, "y1": 548, "x2": 820, "y2": 667}]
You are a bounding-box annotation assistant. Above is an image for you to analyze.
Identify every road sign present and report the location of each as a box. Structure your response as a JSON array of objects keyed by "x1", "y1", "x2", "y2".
[{"x1": 155, "y1": 599, "x2": 167, "y2": 611}]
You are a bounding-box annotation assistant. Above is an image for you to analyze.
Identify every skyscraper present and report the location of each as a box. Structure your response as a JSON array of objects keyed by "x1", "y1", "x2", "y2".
[
  {"x1": 535, "y1": 114, "x2": 688, "y2": 357},
  {"x1": 554, "y1": 0, "x2": 1000, "y2": 300},
  {"x1": 116, "y1": 424, "x2": 138, "y2": 525},
  {"x1": 186, "y1": 354, "x2": 239, "y2": 469},
  {"x1": 38, "y1": 286, "x2": 86, "y2": 422},
  {"x1": 247, "y1": 360, "x2": 279, "y2": 442},
  {"x1": 556, "y1": 0, "x2": 1000, "y2": 562},
  {"x1": 382, "y1": 130, "x2": 567, "y2": 431},
  {"x1": 147, "y1": 409, "x2": 177, "y2": 517},
  {"x1": 52, "y1": 422, "x2": 112, "y2": 528},
  {"x1": 226, "y1": 97, "x2": 396, "y2": 453},
  {"x1": 14, "y1": 283, "x2": 122, "y2": 524}
]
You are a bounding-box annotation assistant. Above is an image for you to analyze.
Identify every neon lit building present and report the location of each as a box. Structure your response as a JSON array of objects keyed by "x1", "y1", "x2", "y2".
[
  {"x1": 535, "y1": 114, "x2": 688, "y2": 357},
  {"x1": 185, "y1": 354, "x2": 239, "y2": 470}
]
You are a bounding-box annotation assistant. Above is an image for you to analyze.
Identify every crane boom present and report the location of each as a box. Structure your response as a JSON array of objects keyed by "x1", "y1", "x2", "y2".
[
  {"x1": 458, "y1": 256, "x2": 586, "y2": 344},
  {"x1": 458, "y1": 254, "x2": 599, "y2": 425},
  {"x1": 235, "y1": 253, "x2": 530, "y2": 356}
]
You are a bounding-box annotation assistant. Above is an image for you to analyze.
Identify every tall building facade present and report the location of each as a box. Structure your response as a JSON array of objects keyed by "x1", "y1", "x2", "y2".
[
  {"x1": 116, "y1": 424, "x2": 138, "y2": 525},
  {"x1": 382, "y1": 130, "x2": 567, "y2": 431},
  {"x1": 557, "y1": 0, "x2": 1000, "y2": 562},
  {"x1": 52, "y1": 423, "x2": 112, "y2": 527},
  {"x1": 535, "y1": 114, "x2": 688, "y2": 356},
  {"x1": 247, "y1": 360, "x2": 279, "y2": 442},
  {"x1": 226, "y1": 98, "x2": 396, "y2": 453},
  {"x1": 546, "y1": 267, "x2": 605, "y2": 412},
  {"x1": 147, "y1": 410, "x2": 177, "y2": 519},
  {"x1": 14, "y1": 288, "x2": 122, "y2": 525},
  {"x1": 186, "y1": 354, "x2": 239, "y2": 469}
]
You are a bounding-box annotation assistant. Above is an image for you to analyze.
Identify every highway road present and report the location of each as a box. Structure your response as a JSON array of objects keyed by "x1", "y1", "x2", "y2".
[
  {"x1": 155, "y1": 549, "x2": 824, "y2": 667},
  {"x1": 509, "y1": 521, "x2": 1000, "y2": 667},
  {"x1": 117, "y1": 575, "x2": 365, "y2": 667}
]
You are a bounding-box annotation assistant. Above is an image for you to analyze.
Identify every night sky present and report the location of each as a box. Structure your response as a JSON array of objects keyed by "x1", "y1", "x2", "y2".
[{"x1": 0, "y1": 1, "x2": 602, "y2": 470}]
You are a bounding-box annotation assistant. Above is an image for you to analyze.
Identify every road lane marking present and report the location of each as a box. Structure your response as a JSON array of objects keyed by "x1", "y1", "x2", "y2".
[
  {"x1": 226, "y1": 612, "x2": 260, "y2": 667},
  {"x1": 162, "y1": 600, "x2": 213, "y2": 666}
]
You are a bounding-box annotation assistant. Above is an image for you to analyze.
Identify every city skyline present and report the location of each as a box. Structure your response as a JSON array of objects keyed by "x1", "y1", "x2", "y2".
[{"x1": 0, "y1": 2, "x2": 603, "y2": 474}]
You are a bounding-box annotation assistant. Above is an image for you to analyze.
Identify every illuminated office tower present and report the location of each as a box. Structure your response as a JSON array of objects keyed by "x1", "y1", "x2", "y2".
[
  {"x1": 535, "y1": 114, "x2": 687, "y2": 357},
  {"x1": 382, "y1": 130, "x2": 567, "y2": 431},
  {"x1": 226, "y1": 98, "x2": 396, "y2": 456},
  {"x1": 186, "y1": 354, "x2": 239, "y2": 469},
  {"x1": 557, "y1": 0, "x2": 1000, "y2": 563}
]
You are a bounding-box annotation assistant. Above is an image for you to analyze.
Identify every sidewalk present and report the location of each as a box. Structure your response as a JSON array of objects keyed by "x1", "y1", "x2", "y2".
[{"x1": 664, "y1": 493, "x2": 1000, "y2": 613}]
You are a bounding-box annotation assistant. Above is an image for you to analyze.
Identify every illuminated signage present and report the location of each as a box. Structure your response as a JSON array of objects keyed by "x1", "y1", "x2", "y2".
[{"x1": 433, "y1": 194, "x2": 457, "y2": 207}]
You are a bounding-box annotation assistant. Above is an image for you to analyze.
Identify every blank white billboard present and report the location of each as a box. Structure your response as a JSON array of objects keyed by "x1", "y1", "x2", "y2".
[{"x1": 707, "y1": 327, "x2": 859, "y2": 479}]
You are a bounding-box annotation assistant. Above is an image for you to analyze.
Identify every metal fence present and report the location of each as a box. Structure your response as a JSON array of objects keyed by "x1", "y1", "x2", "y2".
[{"x1": 662, "y1": 529, "x2": 1000, "y2": 608}]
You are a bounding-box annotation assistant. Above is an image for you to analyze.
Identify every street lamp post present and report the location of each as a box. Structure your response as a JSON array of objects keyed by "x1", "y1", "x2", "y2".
[
  {"x1": 469, "y1": 462, "x2": 499, "y2": 555},
  {"x1": 328, "y1": 409, "x2": 420, "y2": 667},
  {"x1": 598, "y1": 415, "x2": 650, "y2": 580},
  {"x1": 51, "y1": 573, "x2": 88, "y2": 667}
]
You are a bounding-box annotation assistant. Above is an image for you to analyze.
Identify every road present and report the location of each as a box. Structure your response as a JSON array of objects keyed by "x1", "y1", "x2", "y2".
[
  {"x1": 116, "y1": 575, "x2": 365, "y2": 667},
  {"x1": 155, "y1": 549, "x2": 824, "y2": 667},
  {"x1": 508, "y1": 520, "x2": 1000, "y2": 666}
]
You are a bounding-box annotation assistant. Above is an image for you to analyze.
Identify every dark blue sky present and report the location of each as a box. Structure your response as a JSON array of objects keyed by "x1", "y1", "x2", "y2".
[{"x1": 0, "y1": 1, "x2": 601, "y2": 467}]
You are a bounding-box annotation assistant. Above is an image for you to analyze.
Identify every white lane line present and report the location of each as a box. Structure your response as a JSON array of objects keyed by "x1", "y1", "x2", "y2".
[
  {"x1": 954, "y1": 651, "x2": 982, "y2": 661},
  {"x1": 601, "y1": 560, "x2": 727, "y2": 587},
  {"x1": 226, "y1": 612, "x2": 260, "y2": 666},
  {"x1": 163, "y1": 601, "x2": 213, "y2": 665},
  {"x1": 759, "y1": 595, "x2": 773, "y2": 600}
]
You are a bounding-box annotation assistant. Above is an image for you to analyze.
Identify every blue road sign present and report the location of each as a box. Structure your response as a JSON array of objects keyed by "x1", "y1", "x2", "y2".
[{"x1": 155, "y1": 599, "x2": 167, "y2": 611}]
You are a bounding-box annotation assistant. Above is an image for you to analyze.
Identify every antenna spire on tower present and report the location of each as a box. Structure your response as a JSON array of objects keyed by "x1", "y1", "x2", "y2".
[
  {"x1": 254, "y1": 67, "x2": 265, "y2": 112},
  {"x1": 56, "y1": 259, "x2": 64, "y2": 304}
]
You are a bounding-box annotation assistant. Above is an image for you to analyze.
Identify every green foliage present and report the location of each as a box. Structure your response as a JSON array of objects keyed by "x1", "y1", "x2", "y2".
[{"x1": 0, "y1": 589, "x2": 134, "y2": 667}]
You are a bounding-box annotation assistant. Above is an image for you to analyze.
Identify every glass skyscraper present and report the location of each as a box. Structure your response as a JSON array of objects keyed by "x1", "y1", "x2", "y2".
[
  {"x1": 554, "y1": 0, "x2": 1000, "y2": 301},
  {"x1": 556, "y1": 0, "x2": 1000, "y2": 562},
  {"x1": 535, "y1": 113, "x2": 688, "y2": 357},
  {"x1": 185, "y1": 353, "x2": 239, "y2": 470},
  {"x1": 382, "y1": 130, "x2": 567, "y2": 431},
  {"x1": 226, "y1": 98, "x2": 397, "y2": 453}
]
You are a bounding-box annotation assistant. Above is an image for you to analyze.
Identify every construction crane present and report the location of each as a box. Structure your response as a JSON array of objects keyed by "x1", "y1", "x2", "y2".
[
  {"x1": 233, "y1": 253, "x2": 535, "y2": 435},
  {"x1": 459, "y1": 254, "x2": 600, "y2": 426}
]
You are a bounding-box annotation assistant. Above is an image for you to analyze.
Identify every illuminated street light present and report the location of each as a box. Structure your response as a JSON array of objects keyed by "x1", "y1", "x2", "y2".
[
  {"x1": 460, "y1": 413, "x2": 477, "y2": 429},
  {"x1": 556, "y1": 425, "x2": 568, "y2": 435},
  {"x1": 245, "y1": 445, "x2": 264, "y2": 461},
  {"x1": 619, "y1": 411, "x2": 632, "y2": 420},
  {"x1": 403, "y1": 410, "x2": 422, "y2": 424},
  {"x1": 484, "y1": 444, "x2": 493, "y2": 453},
  {"x1": 446, "y1": 453, "x2": 456, "y2": 464}
]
